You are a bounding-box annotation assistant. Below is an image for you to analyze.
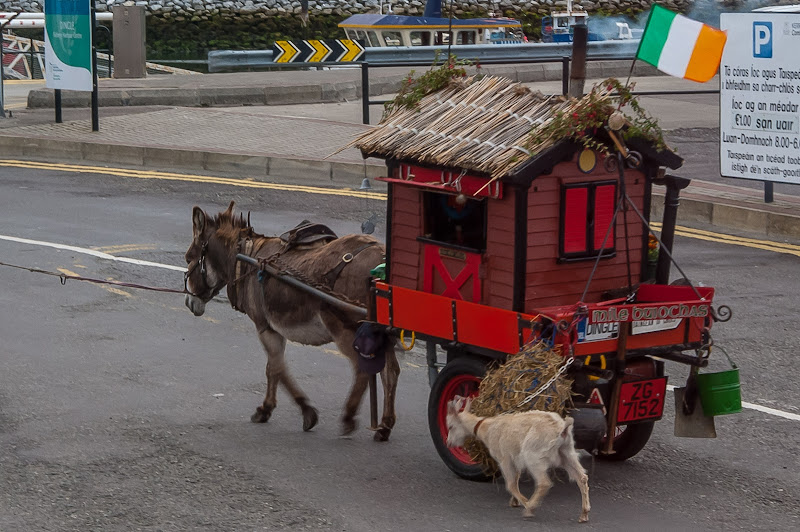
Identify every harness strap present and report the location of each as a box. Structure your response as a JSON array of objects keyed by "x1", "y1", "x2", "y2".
[
  {"x1": 231, "y1": 238, "x2": 254, "y2": 312},
  {"x1": 473, "y1": 418, "x2": 486, "y2": 436},
  {"x1": 322, "y1": 242, "x2": 378, "y2": 289}
]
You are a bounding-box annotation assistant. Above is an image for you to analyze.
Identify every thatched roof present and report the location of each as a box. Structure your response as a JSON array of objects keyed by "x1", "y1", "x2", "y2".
[
  {"x1": 351, "y1": 76, "x2": 573, "y2": 179},
  {"x1": 349, "y1": 75, "x2": 681, "y2": 181}
]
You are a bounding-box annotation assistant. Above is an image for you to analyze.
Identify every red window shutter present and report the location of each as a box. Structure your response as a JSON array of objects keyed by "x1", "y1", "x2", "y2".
[
  {"x1": 593, "y1": 184, "x2": 616, "y2": 250},
  {"x1": 563, "y1": 187, "x2": 588, "y2": 253}
]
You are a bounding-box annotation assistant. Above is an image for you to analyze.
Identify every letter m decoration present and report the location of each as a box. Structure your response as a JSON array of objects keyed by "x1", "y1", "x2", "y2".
[{"x1": 422, "y1": 244, "x2": 481, "y2": 301}]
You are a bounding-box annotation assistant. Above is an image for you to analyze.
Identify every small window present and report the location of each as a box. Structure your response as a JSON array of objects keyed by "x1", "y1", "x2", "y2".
[
  {"x1": 434, "y1": 31, "x2": 451, "y2": 45},
  {"x1": 410, "y1": 31, "x2": 431, "y2": 46},
  {"x1": 382, "y1": 31, "x2": 403, "y2": 46},
  {"x1": 422, "y1": 192, "x2": 486, "y2": 252},
  {"x1": 559, "y1": 181, "x2": 617, "y2": 261},
  {"x1": 366, "y1": 31, "x2": 381, "y2": 47},
  {"x1": 457, "y1": 31, "x2": 476, "y2": 45}
]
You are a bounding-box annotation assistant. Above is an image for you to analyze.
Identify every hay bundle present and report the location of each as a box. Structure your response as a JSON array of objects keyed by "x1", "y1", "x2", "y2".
[{"x1": 465, "y1": 341, "x2": 574, "y2": 475}]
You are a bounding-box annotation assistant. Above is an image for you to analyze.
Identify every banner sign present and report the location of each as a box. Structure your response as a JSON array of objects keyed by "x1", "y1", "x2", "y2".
[
  {"x1": 589, "y1": 303, "x2": 710, "y2": 324},
  {"x1": 720, "y1": 13, "x2": 800, "y2": 184},
  {"x1": 44, "y1": 0, "x2": 92, "y2": 91}
]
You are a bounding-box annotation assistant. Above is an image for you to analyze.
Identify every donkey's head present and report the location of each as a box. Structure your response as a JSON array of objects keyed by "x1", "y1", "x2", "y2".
[{"x1": 184, "y1": 201, "x2": 241, "y2": 316}]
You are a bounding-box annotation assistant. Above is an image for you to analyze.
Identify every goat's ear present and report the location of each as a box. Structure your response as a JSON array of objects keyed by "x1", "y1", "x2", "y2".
[
  {"x1": 192, "y1": 206, "x2": 206, "y2": 238},
  {"x1": 448, "y1": 397, "x2": 460, "y2": 414},
  {"x1": 464, "y1": 396, "x2": 474, "y2": 413}
]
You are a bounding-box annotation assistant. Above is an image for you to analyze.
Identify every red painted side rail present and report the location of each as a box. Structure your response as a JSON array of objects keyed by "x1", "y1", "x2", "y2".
[{"x1": 374, "y1": 282, "x2": 714, "y2": 356}]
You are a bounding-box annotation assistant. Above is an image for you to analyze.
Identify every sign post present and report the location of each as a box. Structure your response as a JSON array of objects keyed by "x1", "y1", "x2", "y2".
[
  {"x1": 44, "y1": 0, "x2": 96, "y2": 129},
  {"x1": 720, "y1": 13, "x2": 800, "y2": 202}
]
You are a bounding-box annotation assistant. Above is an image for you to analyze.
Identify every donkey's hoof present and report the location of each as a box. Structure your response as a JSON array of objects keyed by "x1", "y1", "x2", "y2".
[
  {"x1": 341, "y1": 418, "x2": 357, "y2": 436},
  {"x1": 373, "y1": 426, "x2": 391, "y2": 442},
  {"x1": 302, "y1": 406, "x2": 319, "y2": 432},
  {"x1": 251, "y1": 406, "x2": 272, "y2": 424}
]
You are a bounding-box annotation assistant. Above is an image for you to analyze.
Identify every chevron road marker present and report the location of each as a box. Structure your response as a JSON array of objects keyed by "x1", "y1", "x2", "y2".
[
  {"x1": 271, "y1": 39, "x2": 364, "y2": 63},
  {"x1": 273, "y1": 40, "x2": 301, "y2": 63}
]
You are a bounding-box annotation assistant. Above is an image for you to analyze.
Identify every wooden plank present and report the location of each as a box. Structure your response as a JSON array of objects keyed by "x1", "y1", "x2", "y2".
[{"x1": 391, "y1": 248, "x2": 420, "y2": 267}]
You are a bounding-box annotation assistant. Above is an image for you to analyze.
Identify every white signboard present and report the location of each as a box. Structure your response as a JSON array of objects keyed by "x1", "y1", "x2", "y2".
[{"x1": 720, "y1": 13, "x2": 800, "y2": 184}]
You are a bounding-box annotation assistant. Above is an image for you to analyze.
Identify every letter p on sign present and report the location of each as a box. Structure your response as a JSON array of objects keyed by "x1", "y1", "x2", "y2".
[{"x1": 753, "y1": 22, "x2": 772, "y2": 58}]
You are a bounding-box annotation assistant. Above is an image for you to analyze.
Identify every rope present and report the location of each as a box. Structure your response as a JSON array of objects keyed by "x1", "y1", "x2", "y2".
[{"x1": 0, "y1": 260, "x2": 186, "y2": 294}]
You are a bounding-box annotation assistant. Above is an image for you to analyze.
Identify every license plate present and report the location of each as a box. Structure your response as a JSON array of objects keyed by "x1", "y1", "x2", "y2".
[{"x1": 617, "y1": 377, "x2": 668, "y2": 424}]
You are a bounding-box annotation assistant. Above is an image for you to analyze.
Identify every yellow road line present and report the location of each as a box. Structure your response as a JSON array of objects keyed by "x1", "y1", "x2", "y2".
[
  {"x1": 4, "y1": 158, "x2": 797, "y2": 256},
  {"x1": 650, "y1": 221, "x2": 800, "y2": 256},
  {"x1": 0, "y1": 159, "x2": 387, "y2": 201},
  {"x1": 93, "y1": 243, "x2": 157, "y2": 254}
]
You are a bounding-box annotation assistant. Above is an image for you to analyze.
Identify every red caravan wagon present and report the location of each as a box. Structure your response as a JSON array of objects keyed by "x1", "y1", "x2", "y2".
[{"x1": 355, "y1": 76, "x2": 725, "y2": 480}]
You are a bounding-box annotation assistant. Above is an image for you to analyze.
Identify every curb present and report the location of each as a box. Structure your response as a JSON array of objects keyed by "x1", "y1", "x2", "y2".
[
  {"x1": 651, "y1": 191, "x2": 800, "y2": 240},
  {"x1": 0, "y1": 135, "x2": 387, "y2": 185}
]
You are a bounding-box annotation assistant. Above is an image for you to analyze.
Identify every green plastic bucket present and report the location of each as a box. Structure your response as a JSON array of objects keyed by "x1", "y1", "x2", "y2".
[{"x1": 696, "y1": 367, "x2": 742, "y2": 417}]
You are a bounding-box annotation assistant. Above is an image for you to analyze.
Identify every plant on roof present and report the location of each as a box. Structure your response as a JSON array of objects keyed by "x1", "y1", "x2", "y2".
[
  {"x1": 382, "y1": 52, "x2": 476, "y2": 119},
  {"x1": 526, "y1": 78, "x2": 668, "y2": 156}
]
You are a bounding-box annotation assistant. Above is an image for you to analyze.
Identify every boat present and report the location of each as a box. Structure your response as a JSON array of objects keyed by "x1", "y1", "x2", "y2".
[
  {"x1": 541, "y1": 0, "x2": 640, "y2": 42},
  {"x1": 338, "y1": 0, "x2": 525, "y2": 48}
]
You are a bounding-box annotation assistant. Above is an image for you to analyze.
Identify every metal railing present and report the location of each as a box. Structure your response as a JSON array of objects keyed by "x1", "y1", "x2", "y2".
[{"x1": 208, "y1": 40, "x2": 642, "y2": 72}]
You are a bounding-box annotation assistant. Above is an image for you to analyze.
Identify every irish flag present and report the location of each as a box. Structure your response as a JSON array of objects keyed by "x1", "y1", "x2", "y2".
[{"x1": 636, "y1": 5, "x2": 727, "y2": 83}]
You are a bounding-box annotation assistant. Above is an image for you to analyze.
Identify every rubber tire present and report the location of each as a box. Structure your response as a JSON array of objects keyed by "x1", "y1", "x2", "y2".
[
  {"x1": 597, "y1": 421, "x2": 655, "y2": 462},
  {"x1": 428, "y1": 356, "x2": 491, "y2": 482}
]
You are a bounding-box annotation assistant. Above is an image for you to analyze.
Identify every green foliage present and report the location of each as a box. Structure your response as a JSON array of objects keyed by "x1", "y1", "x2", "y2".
[
  {"x1": 527, "y1": 78, "x2": 667, "y2": 155},
  {"x1": 382, "y1": 53, "x2": 473, "y2": 118},
  {"x1": 145, "y1": 14, "x2": 345, "y2": 60}
]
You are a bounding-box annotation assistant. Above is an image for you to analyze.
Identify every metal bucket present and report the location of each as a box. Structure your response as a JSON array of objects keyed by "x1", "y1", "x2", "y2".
[{"x1": 696, "y1": 347, "x2": 742, "y2": 417}]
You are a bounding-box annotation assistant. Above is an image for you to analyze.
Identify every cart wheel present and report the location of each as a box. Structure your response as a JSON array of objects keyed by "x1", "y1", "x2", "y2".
[
  {"x1": 428, "y1": 357, "x2": 491, "y2": 482},
  {"x1": 597, "y1": 421, "x2": 655, "y2": 462}
]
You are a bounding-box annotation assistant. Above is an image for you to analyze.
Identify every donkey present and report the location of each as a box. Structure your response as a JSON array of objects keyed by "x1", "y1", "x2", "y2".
[{"x1": 183, "y1": 201, "x2": 400, "y2": 441}]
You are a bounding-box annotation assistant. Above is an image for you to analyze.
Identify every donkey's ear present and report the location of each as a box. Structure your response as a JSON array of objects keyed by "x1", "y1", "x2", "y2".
[
  {"x1": 223, "y1": 201, "x2": 236, "y2": 217},
  {"x1": 192, "y1": 206, "x2": 206, "y2": 237}
]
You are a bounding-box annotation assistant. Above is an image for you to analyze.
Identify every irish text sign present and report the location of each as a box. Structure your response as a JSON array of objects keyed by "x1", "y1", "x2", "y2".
[{"x1": 720, "y1": 13, "x2": 800, "y2": 184}]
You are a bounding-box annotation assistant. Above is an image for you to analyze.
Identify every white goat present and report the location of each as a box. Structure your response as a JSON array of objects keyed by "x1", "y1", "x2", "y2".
[{"x1": 446, "y1": 396, "x2": 590, "y2": 523}]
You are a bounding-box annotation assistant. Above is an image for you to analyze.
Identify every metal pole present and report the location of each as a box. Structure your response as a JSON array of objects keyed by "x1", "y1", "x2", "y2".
[
  {"x1": 55, "y1": 89, "x2": 62, "y2": 123},
  {"x1": 561, "y1": 56, "x2": 569, "y2": 96},
  {"x1": 656, "y1": 184, "x2": 680, "y2": 284},
  {"x1": 0, "y1": 35, "x2": 5, "y2": 118},
  {"x1": 765, "y1": 181, "x2": 774, "y2": 203},
  {"x1": 361, "y1": 62, "x2": 370, "y2": 125},
  {"x1": 90, "y1": 3, "x2": 99, "y2": 132},
  {"x1": 569, "y1": 23, "x2": 588, "y2": 98}
]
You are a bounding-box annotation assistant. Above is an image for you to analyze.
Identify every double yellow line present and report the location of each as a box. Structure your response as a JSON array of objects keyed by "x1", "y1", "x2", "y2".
[
  {"x1": 650, "y1": 222, "x2": 800, "y2": 257},
  {"x1": 2, "y1": 158, "x2": 798, "y2": 255},
  {"x1": 0, "y1": 159, "x2": 387, "y2": 201}
]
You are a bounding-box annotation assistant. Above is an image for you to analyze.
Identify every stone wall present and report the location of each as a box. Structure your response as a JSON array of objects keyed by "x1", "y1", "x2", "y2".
[{"x1": 2, "y1": 0, "x2": 714, "y2": 19}]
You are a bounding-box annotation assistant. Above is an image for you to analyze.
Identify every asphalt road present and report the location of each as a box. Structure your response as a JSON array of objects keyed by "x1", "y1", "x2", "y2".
[{"x1": 0, "y1": 163, "x2": 798, "y2": 531}]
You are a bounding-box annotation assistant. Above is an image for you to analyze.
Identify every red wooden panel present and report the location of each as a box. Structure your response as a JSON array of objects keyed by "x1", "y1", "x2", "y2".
[
  {"x1": 527, "y1": 231, "x2": 559, "y2": 247},
  {"x1": 423, "y1": 244, "x2": 481, "y2": 302},
  {"x1": 388, "y1": 285, "x2": 455, "y2": 339},
  {"x1": 528, "y1": 204, "x2": 560, "y2": 220},
  {"x1": 391, "y1": 248, "x2": 420, "y2": 267},
  {"x1": 594, "y1": 184, "x2": 617, "y2": 250},
  {"x1": 456, "y1": 300, "x2": 521, "y2": 354},
  {"x1": 487, "y1": 242, "x2": 514, "y2": 259},
  {"x1": 489, "y1": 283, "x2": 514, "y2": 300},
  {"x1": 487, "y1": 268, "x2": 514, "y2": 286}
]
